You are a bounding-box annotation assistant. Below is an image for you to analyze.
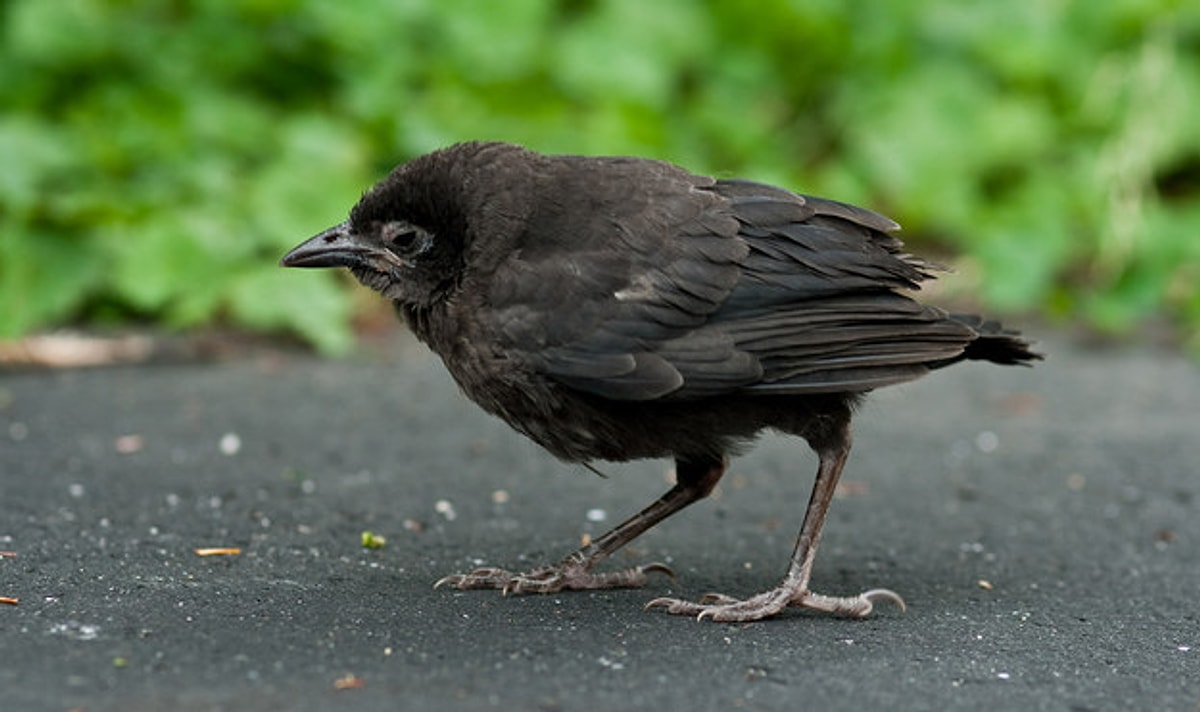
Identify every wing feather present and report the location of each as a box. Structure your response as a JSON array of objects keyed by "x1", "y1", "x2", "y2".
[{"x1": 484, "y1": 161, "x2": 975, "y2": 401}]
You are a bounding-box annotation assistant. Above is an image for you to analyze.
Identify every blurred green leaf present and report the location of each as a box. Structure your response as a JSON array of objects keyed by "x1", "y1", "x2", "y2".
[
  {"x1": 0, "y1": 226, "x2": 104, "y2": 337},
  {"x1": 228, "y1": 268, "x2": 354, "y2": 355}
]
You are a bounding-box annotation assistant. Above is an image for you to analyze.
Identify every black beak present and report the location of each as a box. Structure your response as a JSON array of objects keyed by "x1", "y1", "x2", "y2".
[{"x1": 280, "y1": 222, "x2": 366, "y2": 269}]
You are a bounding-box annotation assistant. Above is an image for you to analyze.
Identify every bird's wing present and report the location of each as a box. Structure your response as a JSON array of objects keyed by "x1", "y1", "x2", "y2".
[
  {"x1": 710, "y1": 180, "x2": 976, "y2": 394},
  {"x1": 485, "y1": 165, "x2": 974, "y2": 401},
  {"x1": 484, "y1": 157, "x2": 761, "y2": 400}
]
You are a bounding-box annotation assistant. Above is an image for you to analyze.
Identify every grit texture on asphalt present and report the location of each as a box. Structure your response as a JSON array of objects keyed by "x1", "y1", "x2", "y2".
[{"x1": 1, "y1": 330, "x2": 1197, "y2": 711}]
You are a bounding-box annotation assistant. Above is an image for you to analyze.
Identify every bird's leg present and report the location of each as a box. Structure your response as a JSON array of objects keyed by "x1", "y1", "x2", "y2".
[
  {"x1": 434, "y1": 456, "x2": 727, "y2": 594},
  {"x1": 646, "y1": 418, "x2": 904, "y2": 621}
]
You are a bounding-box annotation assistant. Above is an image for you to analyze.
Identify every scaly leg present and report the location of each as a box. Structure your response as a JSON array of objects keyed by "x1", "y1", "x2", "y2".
[
  {"x1": 434, "y1": 456, "x2": 726, "y2": 594},
  {"x1": 646, "y1": 420, "x2": 904, "y2": 621}
]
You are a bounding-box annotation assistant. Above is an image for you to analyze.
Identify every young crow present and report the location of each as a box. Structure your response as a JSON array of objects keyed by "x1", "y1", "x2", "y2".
[{"x1": 282, "y1": 142, "x2": 1040, "y2": 621}]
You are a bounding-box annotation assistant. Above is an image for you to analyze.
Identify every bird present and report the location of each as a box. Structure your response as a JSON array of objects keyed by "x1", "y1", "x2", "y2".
[{"x1": 282, "y1": 141, "x2": 1040, "y2": 622}]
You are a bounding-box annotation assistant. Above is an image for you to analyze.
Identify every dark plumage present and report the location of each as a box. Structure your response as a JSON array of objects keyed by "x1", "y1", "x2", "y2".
[{"x1": 282, "y1": 141, "x2": 1040, "y2": 621}]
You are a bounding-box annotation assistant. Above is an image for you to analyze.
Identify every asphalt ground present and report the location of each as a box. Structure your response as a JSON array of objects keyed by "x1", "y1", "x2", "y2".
[{"x1": 2, "y1": 329, "x2": 1197, "y2": 711}]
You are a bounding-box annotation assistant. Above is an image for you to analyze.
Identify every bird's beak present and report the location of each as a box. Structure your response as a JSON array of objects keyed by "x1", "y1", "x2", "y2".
[{"x1": 280, "y1": 222, "x2": 366, "y2": 269}]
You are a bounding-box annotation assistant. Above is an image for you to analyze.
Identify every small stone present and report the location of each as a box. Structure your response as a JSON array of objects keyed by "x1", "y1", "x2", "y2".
[
  {"x1": 219, "y1": 433, "x2": 242, "y2": 456},
  {"x1": 115, "y1": 434, "x2": 144, "y2": 454}
]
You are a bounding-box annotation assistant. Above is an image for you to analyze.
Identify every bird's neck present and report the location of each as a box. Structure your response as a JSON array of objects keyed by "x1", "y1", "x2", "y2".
[{"x1": 396, "y1": 302, "x2": 433, "y2": 342}]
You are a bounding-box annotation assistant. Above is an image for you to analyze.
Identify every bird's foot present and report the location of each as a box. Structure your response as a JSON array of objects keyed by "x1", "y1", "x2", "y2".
[
  {"x1": 434, "y1": 560, "x2": 673, "y2": 595},
  {"x1": 645, "y1": 586, "x2": 904, "y2": 622}
]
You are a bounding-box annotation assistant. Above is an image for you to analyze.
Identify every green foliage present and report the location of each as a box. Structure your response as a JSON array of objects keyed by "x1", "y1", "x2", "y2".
[{"x1": 2, "y1": 0, "x2": 1197, "y2": 352}]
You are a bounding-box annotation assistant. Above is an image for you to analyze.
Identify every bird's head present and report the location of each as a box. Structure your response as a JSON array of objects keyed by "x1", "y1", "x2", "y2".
[{"x1": 282, "y1": 142, "x2": 528, "y2": 307}]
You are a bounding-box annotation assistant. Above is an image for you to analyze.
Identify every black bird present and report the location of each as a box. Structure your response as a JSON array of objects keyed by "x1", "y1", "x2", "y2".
[{"x1": 282, "y1": 141, "x2": 1040, "y2": 622}]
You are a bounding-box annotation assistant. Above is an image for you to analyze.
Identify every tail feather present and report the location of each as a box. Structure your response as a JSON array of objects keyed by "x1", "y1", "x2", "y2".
[{"x1": 951, "y1": 314, "x2": 1042, "y2": 366}]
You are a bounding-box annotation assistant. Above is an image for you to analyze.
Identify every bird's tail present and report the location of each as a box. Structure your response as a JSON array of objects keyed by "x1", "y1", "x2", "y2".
[{"x1": 950, "y1": 314, "x2": 1043, "y2": 366}]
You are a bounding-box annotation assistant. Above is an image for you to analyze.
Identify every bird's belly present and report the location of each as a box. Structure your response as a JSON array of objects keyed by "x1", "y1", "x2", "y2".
[
  {"x1": 447, "y1": 363, "x2": 776, "y2": 463},
  {"x1": 460, "y1": 375, "x2": 635, "y2": 462}
]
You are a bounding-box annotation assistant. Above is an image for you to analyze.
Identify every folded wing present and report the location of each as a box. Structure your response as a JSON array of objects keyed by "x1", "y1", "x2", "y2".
[{"x1": 487, "y1": 160, "x2": 977, "y2": 401}]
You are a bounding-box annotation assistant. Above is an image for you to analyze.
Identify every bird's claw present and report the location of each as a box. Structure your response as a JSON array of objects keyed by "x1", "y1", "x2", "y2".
[
  {"x1": 433, "y1": 567, "x2": 515, "y2": 591},
  {"x1": 646, "y1": 586, "x2": 905, "y2": 622},
  {"x1": 434, "y1": 561, "x2": 674, "y2": 595}
]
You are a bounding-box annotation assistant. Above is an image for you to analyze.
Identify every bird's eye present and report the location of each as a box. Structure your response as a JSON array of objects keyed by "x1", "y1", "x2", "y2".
[
  {"x1": 391, "y1": 230, "x2": 418, "y2": 249},
  {"x1": 380, "y1": 222, "x2": 431, "y2": 255}
]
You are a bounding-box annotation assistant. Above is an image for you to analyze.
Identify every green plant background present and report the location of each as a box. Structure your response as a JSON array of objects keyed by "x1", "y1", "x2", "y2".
[{"x1": 3, "y1": 0, "x2": 1198, "y2": 354}]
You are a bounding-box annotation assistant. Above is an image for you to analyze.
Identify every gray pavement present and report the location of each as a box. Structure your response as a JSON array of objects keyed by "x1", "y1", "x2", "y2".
[{"x1": 1, "y1": 329, "x2": 1197, "y2": 711}]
